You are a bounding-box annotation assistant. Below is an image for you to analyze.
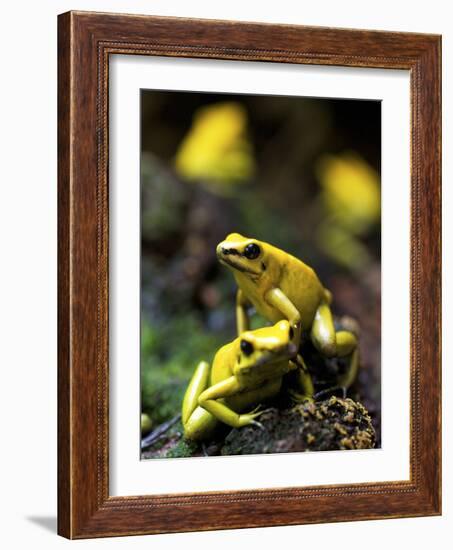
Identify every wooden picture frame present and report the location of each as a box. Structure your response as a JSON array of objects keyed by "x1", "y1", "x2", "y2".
[{"x1": 57, "y1": 10, "x2": 441, "y2": 538}]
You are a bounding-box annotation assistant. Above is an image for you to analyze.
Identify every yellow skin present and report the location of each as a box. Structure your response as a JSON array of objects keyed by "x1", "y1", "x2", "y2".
[
  {"x1": 216, "y1": 233, "x2": 359, "y2": 390},
  {"x1": 182, "y1": 320, "x2": 313, "y2": 441}
]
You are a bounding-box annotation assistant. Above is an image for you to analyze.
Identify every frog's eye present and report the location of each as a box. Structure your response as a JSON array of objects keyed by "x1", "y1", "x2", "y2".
[
  {"x1": 240, "y1": 340, "x2": 254, "y2": 356},
  {"x1": 289, "y1": 327, "x2": 294, "y2": 340},
  {"x1": 244, "y1": 243, "x2": 261, "y2": 260}
]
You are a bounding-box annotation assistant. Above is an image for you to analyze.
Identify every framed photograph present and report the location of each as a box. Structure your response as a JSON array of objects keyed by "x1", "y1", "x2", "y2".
[{"x1": 58, "y1": 11, "x2": 441, "y2": 538}]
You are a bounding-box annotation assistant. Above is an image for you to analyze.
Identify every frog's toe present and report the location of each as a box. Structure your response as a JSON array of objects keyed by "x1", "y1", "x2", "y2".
[
  {"x1": 288, "y1": 388, "x2": 313, "y2": 404},
  {"x1": 250, "y1": 407, "x2": 272, "y2": 420},
  {"x1": 249, "y1": 419, "x2": 266, "y2": 431},
  {"x1": 238, "y1": 408, "x2": 271, "y2": 428},
  {"x1": 313, "y1": 385, "x2": 347, "y2": 401}
]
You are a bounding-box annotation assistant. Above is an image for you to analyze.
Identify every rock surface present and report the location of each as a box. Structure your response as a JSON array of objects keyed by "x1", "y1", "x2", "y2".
[
  {"x1": 141, "y1": 396, "x2": 375, "y2": 459},
  {"x1": 221, "y1": 397, "x2": 375, "y2": 455}
]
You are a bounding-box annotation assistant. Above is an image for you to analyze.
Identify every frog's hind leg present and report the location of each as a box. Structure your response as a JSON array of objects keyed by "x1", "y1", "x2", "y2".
[
  {"x1": 311, "y1": 303, "x2": 357, "y2": 358},
  {"x1": 338, "y1": 347, "x2": 360, "y2": 391},
  {"x1": 182, "y1": 361, "x2": 210, "y2": 425},
  {"x1": 313, "y1": 347, "x2": 360, "y2": 400},
  {"x1": 310, "y1": 303, "x2": 359, "y2": 394},
  {"x1": 182, "y1": 362, "x2": 219, "y2": 441}
]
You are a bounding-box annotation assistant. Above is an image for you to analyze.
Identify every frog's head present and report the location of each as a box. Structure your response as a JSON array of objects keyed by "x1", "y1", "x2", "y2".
[
  {"x1": 234, "y1": 320, "x2": 298, "y2": 374},
  {"x1": 216, "y1": 233, "x2": 278, "y2": 281}
]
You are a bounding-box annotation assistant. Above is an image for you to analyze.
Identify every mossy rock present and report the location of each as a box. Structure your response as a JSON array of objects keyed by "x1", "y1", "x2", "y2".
[
  {"x1": 142, "y1": 397, "x2": 375, "y2": 459},
  {"x1": 220, "y1": 397, "x2": 375, "y2": 455}
]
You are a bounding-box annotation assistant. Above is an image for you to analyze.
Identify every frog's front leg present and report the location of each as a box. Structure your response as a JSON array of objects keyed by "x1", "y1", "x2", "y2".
[
  {"x1": 338, "y1": 347, "x2": 360, "y2": 390},
  {"x1": 293, "y1": 354, "x2": 315, "y2": 400},
  {"x1": 198, "y1": 376, "x2": 265, "y2": 429},
  {"x1": 182, "y1": 361, "x2": 218, "y2": 441},
  {"x1": 236, "y1": 289, "x2": 250, "y2": 335},
  {"x1": 286, "y1": 354, "x2": 315, "y2": 403},
  {"x1": 266, "y1": 287, "x2": 302, "y2": 343}
]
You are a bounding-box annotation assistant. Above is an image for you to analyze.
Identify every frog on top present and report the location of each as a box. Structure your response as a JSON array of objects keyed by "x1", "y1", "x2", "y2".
[{"x1": 217, "y1": 233, "x2": 358, "y2": 382}]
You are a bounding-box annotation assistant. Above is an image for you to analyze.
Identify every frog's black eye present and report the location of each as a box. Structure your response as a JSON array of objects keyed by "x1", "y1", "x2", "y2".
[
  {"x1": 240, "y1": 340, "x2": 254, "y2": 356},
  {"x1": 244, "y1": 243, "x2": 261, "y2": 260},
  {"x1": 289, "y1": 327, "x2": 294, "y2": 340}
]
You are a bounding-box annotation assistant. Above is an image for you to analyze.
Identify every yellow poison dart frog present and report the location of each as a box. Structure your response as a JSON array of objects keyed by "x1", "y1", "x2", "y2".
[
  {"x1": 216, "y1": 233, "x2": 359, "y2": 391},
  {"x1": 182, "y1": 320, "x2": 313, "y2": 441}
]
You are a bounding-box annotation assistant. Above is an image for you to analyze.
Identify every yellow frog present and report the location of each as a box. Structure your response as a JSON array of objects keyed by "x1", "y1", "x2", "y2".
[
  {"x1": 182, "y1": 320, "x2": 313, "y2": 441},
  {"x1": 216, "y1": 233, "x2": 359, "y2": 391}
]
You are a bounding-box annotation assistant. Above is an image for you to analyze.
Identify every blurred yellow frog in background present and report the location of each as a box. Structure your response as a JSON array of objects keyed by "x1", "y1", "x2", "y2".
[{"x1": 174, "y1": 102, "x2": 255, "y2": 194}]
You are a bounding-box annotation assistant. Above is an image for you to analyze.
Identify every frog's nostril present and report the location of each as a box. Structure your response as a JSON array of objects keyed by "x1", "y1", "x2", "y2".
[{"x1": 221, "y1": 247, "x2": 239, "y2": 256}]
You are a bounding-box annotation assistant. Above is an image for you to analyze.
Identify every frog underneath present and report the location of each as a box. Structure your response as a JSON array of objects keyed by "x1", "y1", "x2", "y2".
[
  {"x1": 216, "y1": 233, "x2": 359, "y2": 391},
  {"x1": 182, "y1": 320, "x2": 313, "y2": 441}
]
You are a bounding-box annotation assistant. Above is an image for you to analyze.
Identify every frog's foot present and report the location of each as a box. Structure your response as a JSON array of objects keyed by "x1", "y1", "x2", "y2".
[
  {"x1": 239, "y1": 407, "x2": 272, "y2": 428},
  {"x1": 249, "y1": 419, "x2": 266, "y2": 431},
  {"x1": 313, "y1": 385, "x2": 347, "y2": 401},
  {"x1": 288, "y1": 387, "x2": 314, "y2": 404},
  {"x1": 248, "y1": 403, "x2": 266, "y2": 415},
  {"x1": 313, "y1": 347, "x2": 360, "y2": 401}
]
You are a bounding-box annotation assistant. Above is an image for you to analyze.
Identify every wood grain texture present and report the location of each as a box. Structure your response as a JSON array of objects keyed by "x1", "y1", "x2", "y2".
[
  {"x1": 57, "y1": 11, "x2": 71, "y2": 538},
  {"x1": 57, "y1": 10, "x2": 442, "y2": 539}
]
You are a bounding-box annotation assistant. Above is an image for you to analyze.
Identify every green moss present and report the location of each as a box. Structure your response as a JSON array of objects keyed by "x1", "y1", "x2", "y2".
[
  {"x1": 141, "y1": 378, "x2": 186, "y2": 426},
  {"x1": 141, "y1": 313, "x2": 227, "y2": 425},
  {"x1": 141, "y1": 314, "x2": 225, "y2": 379},
  {"x1": 164, "y1": 438, "x2": 199, "y2": 458}
]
